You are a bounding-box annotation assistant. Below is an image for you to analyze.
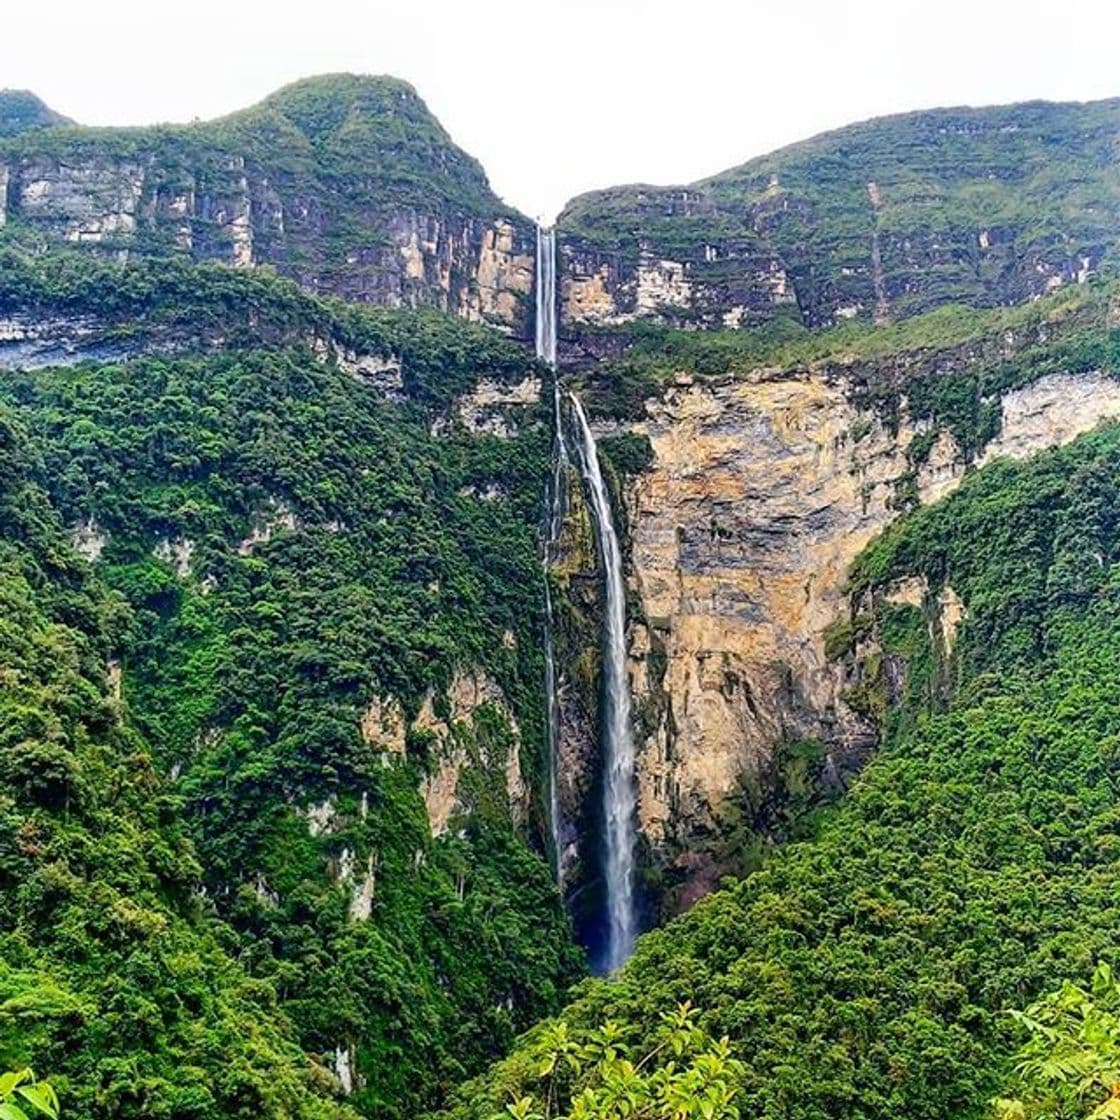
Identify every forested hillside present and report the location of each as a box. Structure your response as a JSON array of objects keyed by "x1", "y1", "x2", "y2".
[
  {"x1": 0, "y1": 401, "x2": 356, "y2": 1119},
  {"x1": 0, "y1": 251, "x2": 582, "y2": 1118}
]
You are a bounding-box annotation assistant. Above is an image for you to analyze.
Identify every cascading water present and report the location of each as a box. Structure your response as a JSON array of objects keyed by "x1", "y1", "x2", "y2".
[
  {"x1": 571, "y1": 394, "x2": 637, "y2": 972},
  {"x1": 536, "y1": 226, "x2": 558, "y2": 368},
  {"x1": 537, "y1": 225, "x2": 566, "y2": 878}
]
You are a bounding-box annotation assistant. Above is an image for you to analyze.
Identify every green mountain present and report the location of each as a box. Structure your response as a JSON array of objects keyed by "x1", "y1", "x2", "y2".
[
  {"x1": 0, "y1": 75, "x2": 534, "y2": 330},
  {"x1": 557, "y1": 97, "x2": 1120, "y2": 333},
  {"x1": 0, "y1": 90, "x2": 71, "y2": 137},
  {"x1": 7, "y1": 73, "x2": 1120, "y2": 1120}
]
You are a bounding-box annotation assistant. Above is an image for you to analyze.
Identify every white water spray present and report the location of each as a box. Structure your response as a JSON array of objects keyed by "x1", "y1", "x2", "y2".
[{"x1": 571, "y1": 394, "x2": 637, "y2": 971}]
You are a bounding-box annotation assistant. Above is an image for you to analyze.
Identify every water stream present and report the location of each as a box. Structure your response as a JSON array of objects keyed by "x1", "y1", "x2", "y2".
[
  {"x1": 537, "y1": 226, "x2": 566, "y2": 877},
  {"x1": 570, "y1": 394, "x2": 637, "y2": 971}
]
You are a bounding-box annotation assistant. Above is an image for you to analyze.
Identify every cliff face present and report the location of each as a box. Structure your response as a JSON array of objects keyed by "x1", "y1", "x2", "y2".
[
  {"x1": 547, "y1": 96, "x2": 1120, "y2": 918},
  {"x1": 0, "y1": 76, "x2": 534, "y2": 333},
  {"x1": 554, "y1": 284, "x2": 1120, "y2": 914},
  {"x1": 555, "y1": 99, "x2": 1120, "y2": 333},
  {"x1": 622, "y1": 365, "x2": 1120, "y2": 903}
]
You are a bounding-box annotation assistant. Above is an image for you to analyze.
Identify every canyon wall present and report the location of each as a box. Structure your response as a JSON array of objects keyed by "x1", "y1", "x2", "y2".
[
  {"x1": 555, "y1": 98, "x2": 1120, "y2": 333},
  {"x1": 0, "y1": 76, "x2": 535, "y2": 334},
  {"x1": 553, "y1": 292, "x2": 1120, "y2": 913}
]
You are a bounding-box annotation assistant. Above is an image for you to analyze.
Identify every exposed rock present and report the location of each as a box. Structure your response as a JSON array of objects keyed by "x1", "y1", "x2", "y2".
[
  {"x1": 884, "y1": 575, "x2": 927, "y2": 608},
  {"x1": 349, "y1": 852, "x2": 377, "y2": 922},
  {"x1": 453, "y1": 376, "x2": 541, "y2": 437},
  {"x1": 0, "y1": 77, "x2": 536, "y2": 335},
  {"x1": 305, "y1": 798, "x2": 339, "y2": 838},
  {"x1": 978, "y1": 371, "x2": 1120, "y2": 463},
  {"x1": 107, "y1": 659, "x2": 122, "y2": 703},
  {"x1": 332, "y1": 1044, "x2": 355, "y2": 1096},
  {"x1": 468, "y1": 219, "x2": 535, "y2": 325},
  {"x1": 309, "y1": 336, "x2": 403, "y2": 395},
  {"x1": 11, "y1": 159, "x2": 146, "y2": 246},
  {"x1": 254, "y1": 874, "x2": 280, "y2": 907},
  {"x1": 360, "y1": 694, "x2": 407, "y2": 755},
  {"x1": 556, "y1": 99, "x2": 1120, "y2": 332},
  {"x1": 421, "y1": 754, "x2": 466, "y2": 840},
  {"x1": 937, "y1": 585, "x2": 966, "y2": 655},
  {"x1": 153, "y1": 536, "x2": 195, "y2": 578},
  {"x1": 237, "y1": 499, "x2": 298, "y2": 555},
  {"x1": 414, "y1": 669, "x2": 526, "y2": 837},
  {"x1": 71, "y1": 518, "x2": 107, "y2": 561},
  {"x1": 608, "y1": 366, "x2": 1120, "y2": 898}
]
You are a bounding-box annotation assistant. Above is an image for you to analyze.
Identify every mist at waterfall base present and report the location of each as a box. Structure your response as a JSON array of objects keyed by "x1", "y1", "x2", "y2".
[{"x1": 536, "y1": 225, "x2": 639, "y2": 973}]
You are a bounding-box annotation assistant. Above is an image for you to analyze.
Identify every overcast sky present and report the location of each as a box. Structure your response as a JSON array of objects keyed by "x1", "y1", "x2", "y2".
[{"x1": 4, "y1": 0, "x2": 1120, "y2": 221}]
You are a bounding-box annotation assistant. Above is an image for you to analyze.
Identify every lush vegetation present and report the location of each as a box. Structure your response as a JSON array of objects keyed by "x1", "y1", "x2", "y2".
[
  {"x1": 995, "y1": 963, "x2": 1120, "y2": 1120},
  {"x1": 498, "y1": 1003, "x2": 743, "y2": 1120},
  {"x1": 0, "y1": 91, "x2": 70, "y2": 138},
  {"x1": 1, "y1": 1068, "x2": 59, "y2": 1120},
  {"x1": 449, "y1": 419, "x2": 1120, "y2": 1120},
  {"x1": 576, "y1": 275, "x2": 1120, "y2": 427},
  {"x1": 0, "y1": 404, "x2": 355, "y2": 1119},
  {"x1": 0, "y1": 255, "x2": 582, "y2": 1118},
  {"x1": 0, "y1": 248, "x2": 532, "y2": 409}
]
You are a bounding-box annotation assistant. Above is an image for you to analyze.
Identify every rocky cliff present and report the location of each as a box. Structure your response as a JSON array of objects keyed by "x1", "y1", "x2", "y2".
[
  {"x1": 555, "y1": 98, "x2": 1120, "y2": 335},
  {"x1": 0, "y1": 76, "x2": 534, "y2": 333},
  {"x1": 554, "y1": 282, "x2": 1120, "y2": 915}
]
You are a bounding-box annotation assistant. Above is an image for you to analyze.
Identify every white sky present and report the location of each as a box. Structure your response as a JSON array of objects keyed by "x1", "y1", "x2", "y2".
[{"x1": 4, "y1": 0, "x2": 1120, "y2": 222}]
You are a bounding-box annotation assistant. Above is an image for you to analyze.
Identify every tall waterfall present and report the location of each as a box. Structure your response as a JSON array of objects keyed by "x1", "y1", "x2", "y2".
[
  {"x1": 571, "y1": 394, "x2": 637, "y2": 971},
  {"x1": 536, "y1": 226, "x2": 558, "y2": 368},
  {"x1": 537, "y1": 226, "x2": 566, "y2": 877}
]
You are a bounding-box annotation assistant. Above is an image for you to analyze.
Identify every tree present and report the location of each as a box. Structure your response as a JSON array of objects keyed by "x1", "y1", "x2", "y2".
[
  {"x1": 0, "y1": 1069, "x2": 59, "y2": 1120},
  {"x1": 995, "y1": 963, "x2": 1120, "y2": 1120},
  {"x1": 499, "y1": 1003, "x2": 744, "y2": 1120}
]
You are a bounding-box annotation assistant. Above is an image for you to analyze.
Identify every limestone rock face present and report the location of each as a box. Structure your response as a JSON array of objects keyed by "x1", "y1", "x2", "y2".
[
  {"x1": 0, "y1": 77, "x2": 536, "y2": 335},
  {"x1": 415, "y1": 669, "x2": 528, "y2": 837},
  {"x1": 559, "y1": 231, "x2": 796, "y2": 333},
  {"x1": 597, "y1": 365, "x2": 1120, "y2": 904},
  {"x1": 452, "y1": 375, "x2": 542, "y2": 436},
  {"x1": 556, "y1": 98, "x2": 1120, "y2": 333}
]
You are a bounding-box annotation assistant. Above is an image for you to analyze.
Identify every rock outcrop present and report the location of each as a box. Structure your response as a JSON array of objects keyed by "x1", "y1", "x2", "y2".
[
  {"x1": 556, "y1": 98, "x2": 1120, "y2": 333},
  {"x1": 0, "y1": 76, "x2": 535, "y2": 334},
  {"x1": 414, "y1": 669, "x2": 528, "y2": 837}
]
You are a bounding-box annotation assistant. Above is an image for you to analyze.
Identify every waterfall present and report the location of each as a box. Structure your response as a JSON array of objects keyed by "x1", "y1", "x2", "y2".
[
  {"x1": 536, "y1": 226, "x2": 558, "y2": 367},
  {"x1": 571, "y1": 394, "x2": 637, "y2": 972},
  {"x1": 538, "y1": 225, "x2": 566, "y2": 877}
]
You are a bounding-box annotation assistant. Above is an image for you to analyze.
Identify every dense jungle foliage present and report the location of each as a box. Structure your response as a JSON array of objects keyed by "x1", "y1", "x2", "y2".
[
  {"x1": 449, "y1": 420, "x2": 1120, "y2": 1120},
  {"x1": 0, "y1": 403, "x2": 356, "y2": 1120},
  {"x1": 0, "y1": 249, "x2": 532, "y2": 409},
  {"x1": 994, "y1": 962, "x2": 1120, "y2": 1120},
  {"x1": 0, "y1": 258, "x2": 583, "y2": 1119}
]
